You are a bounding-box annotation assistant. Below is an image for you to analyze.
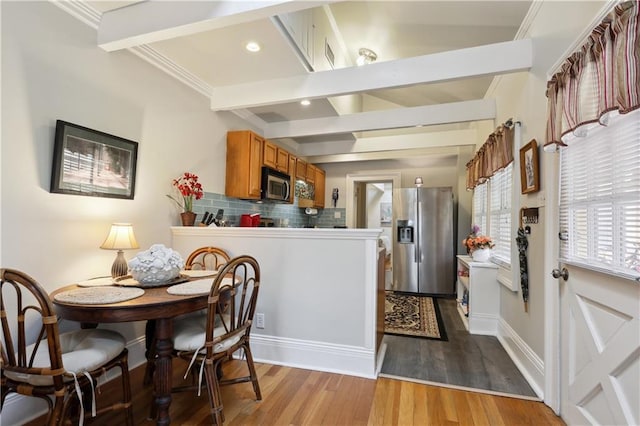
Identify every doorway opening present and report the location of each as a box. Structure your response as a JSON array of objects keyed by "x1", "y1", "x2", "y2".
[{"x1": 346, "y1": 172, "x2": 400, "y2": 290}]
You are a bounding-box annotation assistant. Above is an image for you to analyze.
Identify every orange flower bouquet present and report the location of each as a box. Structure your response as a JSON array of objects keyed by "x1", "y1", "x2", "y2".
[{"x1": 463, "y1": 225, "x2": 495, "y2": 253}]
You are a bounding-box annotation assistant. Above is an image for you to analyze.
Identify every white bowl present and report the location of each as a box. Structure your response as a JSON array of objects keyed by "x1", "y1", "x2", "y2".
[{"x1": 131, "y1": 266, "x2": 181, "y2": 284}]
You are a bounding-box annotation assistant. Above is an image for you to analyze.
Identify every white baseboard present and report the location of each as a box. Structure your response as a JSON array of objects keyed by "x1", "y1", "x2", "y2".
[
  {"x1": 250, "y1": 334, "x2": 378, "y2": 379},
  {"x1": 0, "y1": 336, "x2": 147, "y2": 426},
  {"x1": 497, "y1": 318, "x2": 544, "y2": 399},
  {"x1": 468, "y1": 313, "x2": 498, "y2": 335}
]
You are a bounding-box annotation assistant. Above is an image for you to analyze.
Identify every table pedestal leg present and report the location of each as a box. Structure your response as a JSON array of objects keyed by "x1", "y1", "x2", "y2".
[{"x1": 154, "y1": 318, "x2": 173, "y2": 426}]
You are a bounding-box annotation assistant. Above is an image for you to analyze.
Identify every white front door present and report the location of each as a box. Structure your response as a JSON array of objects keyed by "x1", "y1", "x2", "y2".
[{"x1": 559, "y1": 264, "x2": 639, "y2": 425}]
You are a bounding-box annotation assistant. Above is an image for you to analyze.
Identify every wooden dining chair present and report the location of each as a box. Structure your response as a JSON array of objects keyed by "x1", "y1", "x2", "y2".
[
  {"x1": 184, "y1": 246, "x2": 231, "y2": 271},
  {"x1": 0, "y1": 268, "x2": 133, "y2": 426},
  {"x1": 172, "y1": 255, "x2": 262, "y2": 425},
  {"x1": 144, "y1": 246, "x2": 232, "y2": 387}
]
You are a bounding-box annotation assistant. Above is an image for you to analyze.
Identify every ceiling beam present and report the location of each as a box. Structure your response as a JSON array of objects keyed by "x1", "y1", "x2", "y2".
[
  {"x1": 210, "y1": 39, "x2": 532, "y2": 110},
  {"x1": 263, "y1": 99, "x2": 495, "y2": 139},
  {"x1": 98, "y1": 1, "x2": 334, "y2": 52},
  {"x1": 297, "y1": 129, "x2": 479, "y2": 157},
  {"x1": 306, "y1": 146, "x2": 464, "y2": 165}
]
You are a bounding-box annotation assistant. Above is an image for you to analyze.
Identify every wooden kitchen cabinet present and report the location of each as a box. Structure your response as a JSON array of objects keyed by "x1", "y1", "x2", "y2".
[
  {"x1": 264, "y1": 140, "x2": 290, "y2": 174},
  {"x1": 306, "y1": 164, "x2": 316, "y2": 184},
  {"x1": 288, "y1": 155, "x2": 296, "y2": 204},
  {"x1": 263, "y1": 140, "x2": 277, "y2": 169},
  {"x1": 314, "y1": 166, "x2": 325, "y2": 208},
  {"x1": 295, "y1": 158, "x2": 307, "y2": 181},
  {"x1": 225, "y1": 130, "x2": 263, "y2": 200},
  {"x1": 276, "y1": 148, "x2": 289, "y2": 173}
]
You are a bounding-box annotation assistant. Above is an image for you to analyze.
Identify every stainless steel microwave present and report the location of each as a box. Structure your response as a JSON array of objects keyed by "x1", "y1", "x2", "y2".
[{"x1": 261, "y1": 167, "x2": 290, "y2": 202}]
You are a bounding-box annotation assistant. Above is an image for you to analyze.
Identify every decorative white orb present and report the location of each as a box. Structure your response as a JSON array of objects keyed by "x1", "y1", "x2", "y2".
[
  {"x1": 128, "y1": 244, "x2": 184, "y2": 284},
  {"x1": 131, "y1": 266, "x2": 181, "y2": 284}
]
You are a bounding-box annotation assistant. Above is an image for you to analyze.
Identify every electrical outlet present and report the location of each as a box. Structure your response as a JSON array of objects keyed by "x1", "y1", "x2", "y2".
[
  {"x1": 334, "y1": 211, "x2": 341, "y2": 219},
  {"x1": 256, "y1": 313, "x2": 265, "y2": 329}
]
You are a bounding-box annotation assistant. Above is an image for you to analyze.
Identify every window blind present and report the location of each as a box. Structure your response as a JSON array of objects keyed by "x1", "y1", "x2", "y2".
[
  {"x1": 489, "y1": 163, "x2": 513, "y2": 263},
  {"x1": 472, "y1": 182, "x2": 488, "y2": 235},
  {"x1": 559, "y1": 109, "x2": 640, "y2": 278}
]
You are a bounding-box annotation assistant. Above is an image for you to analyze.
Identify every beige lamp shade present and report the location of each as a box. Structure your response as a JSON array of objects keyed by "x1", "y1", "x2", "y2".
[
  {"x1": 100, "y1": 223, "x2": 139, "y2": 250},
  {"x1": 101, "y1": 223, "x2": 139, "y2": 278}
]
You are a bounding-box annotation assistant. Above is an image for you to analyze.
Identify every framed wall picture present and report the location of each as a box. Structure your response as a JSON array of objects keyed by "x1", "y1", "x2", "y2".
[
  {"x1": 50, "y1": 120, "x2": 138, "y2": 199},
  {"x1": 380, "y1": 202, "x2": 392, "y2": 226},
  {"x1": 519, "y1": 139, "x2": 540, "y2": 194}
]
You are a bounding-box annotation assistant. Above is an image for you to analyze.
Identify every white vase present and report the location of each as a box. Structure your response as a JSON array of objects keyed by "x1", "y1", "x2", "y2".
[{"x1": 472, "y1": 248, "x2": 491, "y2": 262}]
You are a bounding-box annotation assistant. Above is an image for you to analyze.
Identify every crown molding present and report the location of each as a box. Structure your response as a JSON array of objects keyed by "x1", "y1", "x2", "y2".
[
  {"x1": 50, "y1": 0, "x2": 100, "y2": 29},
  {"x1": 129, "y1": 45, "x2": 212, "y2": 98}
]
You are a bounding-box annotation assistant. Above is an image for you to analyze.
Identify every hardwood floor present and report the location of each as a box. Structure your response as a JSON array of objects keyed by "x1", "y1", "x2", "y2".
[
  {"x1": 26, "y1": 357, "x2": 564, "y2": 425},
  {"x1": 381, "y1": 297, "x2": 538, "y2": 398}
]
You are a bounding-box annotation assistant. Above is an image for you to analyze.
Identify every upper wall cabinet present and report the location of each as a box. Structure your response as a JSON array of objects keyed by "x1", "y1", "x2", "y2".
[
  {"x1": 263, "y1": 140, "x2": 277, "y2": 170},
  {"x1": 288, "y1": 155, "x2": 296, "y2": 204},
  {"x1": 226, "y1": 131, "x2": 263, "y2": 200},
  {"x1": 276, "y1": 148, "x2": 289, "y2": 173},
  {"x1": 264, "y1": 140, "x2": 291, "y2": 174},
  {"x1": 314, "y1": 167, "x2": 325, "y2": 208},
  {"x1": 295, "y1": 158, "x2": 307, "y2": 181},
  {"x1": 306, "y1": 163, "x2": 316, "y2": 185}
]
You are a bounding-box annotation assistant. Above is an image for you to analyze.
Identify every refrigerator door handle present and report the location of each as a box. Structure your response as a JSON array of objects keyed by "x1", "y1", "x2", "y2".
[{"x1": 417, "y1": 200, "x2": 422, "y2": 263}]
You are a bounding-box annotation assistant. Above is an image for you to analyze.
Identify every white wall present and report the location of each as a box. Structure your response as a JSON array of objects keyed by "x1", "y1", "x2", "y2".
[
  {"x1": 0, "y1": 2, "x2": 248, "y2": 336},
  {"x1": 322, "y1": 160, "x2": 459, "y2": 208}
]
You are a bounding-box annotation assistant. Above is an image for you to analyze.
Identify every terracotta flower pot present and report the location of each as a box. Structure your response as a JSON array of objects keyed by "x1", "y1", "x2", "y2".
[{"x1": 180, "y1": 211, "x2": 196, "y2": 226}]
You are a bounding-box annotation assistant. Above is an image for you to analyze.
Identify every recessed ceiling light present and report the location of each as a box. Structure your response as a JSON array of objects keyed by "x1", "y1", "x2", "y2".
[
  {"x1": 300, "y1": 100, "x2": 311, "y2": 106},
  {"x1": 245, "y1": 42, "x2": 261, "y2": 52}
]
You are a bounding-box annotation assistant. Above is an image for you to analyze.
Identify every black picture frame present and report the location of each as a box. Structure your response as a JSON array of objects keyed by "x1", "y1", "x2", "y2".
[{"x1": 50, "y1": 120, "x2": 138, "y2": 199}]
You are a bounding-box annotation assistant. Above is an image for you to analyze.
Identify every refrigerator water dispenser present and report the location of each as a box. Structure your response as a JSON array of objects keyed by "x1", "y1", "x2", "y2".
[{"x1": 396, "y1": 220, "x2": 414, "y2": 243}]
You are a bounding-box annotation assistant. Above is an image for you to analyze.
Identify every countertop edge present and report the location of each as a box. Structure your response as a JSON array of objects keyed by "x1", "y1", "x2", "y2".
[{"x1": 171, "y1": 226, "x2": 382, "y2": 240}]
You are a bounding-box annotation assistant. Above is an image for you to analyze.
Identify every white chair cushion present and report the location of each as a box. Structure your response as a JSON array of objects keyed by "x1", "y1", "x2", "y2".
[
  {"x1": 4, "y1": 329, "x2": 126, "y2": 386},
  {"x1": 173, "y1": 314, "x2": 240, "y2": 353}
]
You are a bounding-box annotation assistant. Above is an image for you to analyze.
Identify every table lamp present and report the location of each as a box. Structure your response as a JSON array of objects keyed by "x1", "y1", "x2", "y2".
[{"x1": 100, "y1": 223, "x2": 140, "y2": 278}]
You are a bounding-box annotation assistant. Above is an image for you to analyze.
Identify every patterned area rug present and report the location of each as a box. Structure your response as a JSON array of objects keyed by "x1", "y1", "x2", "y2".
[{"x1": 385, "y1": 292, "x2": 447, "y2": 341}]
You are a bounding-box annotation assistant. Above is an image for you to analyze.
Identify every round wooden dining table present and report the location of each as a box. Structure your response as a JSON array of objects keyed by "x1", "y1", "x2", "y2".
[{"x1": 51, "y1": 282, "x2": 209, "y2": 426}]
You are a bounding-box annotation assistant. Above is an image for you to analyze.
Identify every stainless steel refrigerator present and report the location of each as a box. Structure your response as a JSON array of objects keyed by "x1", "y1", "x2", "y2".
[{"x1": 392, "y1": 187, "x2": 455, "y2": 295}]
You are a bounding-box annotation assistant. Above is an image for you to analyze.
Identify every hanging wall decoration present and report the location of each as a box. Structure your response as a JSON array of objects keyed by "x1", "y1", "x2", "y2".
[{"x1": 519, "y1": 139, "x2": 540, "y2": 194}]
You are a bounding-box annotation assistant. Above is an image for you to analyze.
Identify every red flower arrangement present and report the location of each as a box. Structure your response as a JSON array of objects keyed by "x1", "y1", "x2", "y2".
[{"x1": 166, "y1": 172, "x2": 203, "y2": 212}]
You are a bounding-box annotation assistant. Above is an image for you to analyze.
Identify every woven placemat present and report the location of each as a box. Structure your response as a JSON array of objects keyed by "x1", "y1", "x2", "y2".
[
  {"x1": 167, "y1": 277, "x2": 236, "y2": 296},
  {"x1": 54, "y1": 287, "x2": 144, "y2": 305},
  {"x1": 181, "y1": 270, "x2": 218, "y2": 278},
  {"x1": 76, "y1": 277, "x2": 115, "y2": 287}
]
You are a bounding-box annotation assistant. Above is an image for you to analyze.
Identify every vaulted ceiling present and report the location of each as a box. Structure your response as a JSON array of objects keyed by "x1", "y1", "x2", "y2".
[{"x1": 58, "y1": 1, "x2": 533, "y2": 166}]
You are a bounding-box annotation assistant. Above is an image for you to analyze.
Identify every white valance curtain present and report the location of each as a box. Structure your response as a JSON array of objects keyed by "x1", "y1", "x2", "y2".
[{"x1": 545, "y1": 1, "x2": 639, "y2": 150}]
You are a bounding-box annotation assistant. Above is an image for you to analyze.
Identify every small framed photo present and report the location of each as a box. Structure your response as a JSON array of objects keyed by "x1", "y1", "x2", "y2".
[
  {"x1": 50, "y1": 120, "x2": 138, "y2": 199},
  {"x1": 519, "y1": 139, "x2": 540, "y2": 194},
  {"x1": 380, "y1": 202, "x2": 392, "y2": 226}
]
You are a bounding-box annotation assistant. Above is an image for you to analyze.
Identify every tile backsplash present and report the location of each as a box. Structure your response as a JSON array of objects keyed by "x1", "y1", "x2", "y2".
[{"x1": 191, "y1": 192, "x2": 346, "y2": 228}]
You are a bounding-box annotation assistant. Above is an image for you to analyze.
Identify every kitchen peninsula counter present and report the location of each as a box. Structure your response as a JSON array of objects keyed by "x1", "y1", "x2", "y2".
[{"x1": 171, "y1": 226, "x2": 383, "y2": 378}]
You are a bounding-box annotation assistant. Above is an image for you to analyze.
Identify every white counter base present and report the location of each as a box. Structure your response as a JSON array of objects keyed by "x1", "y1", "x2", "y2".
[{"x1": 172, "y1": 227, "x2": 383, "y2": 378}]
